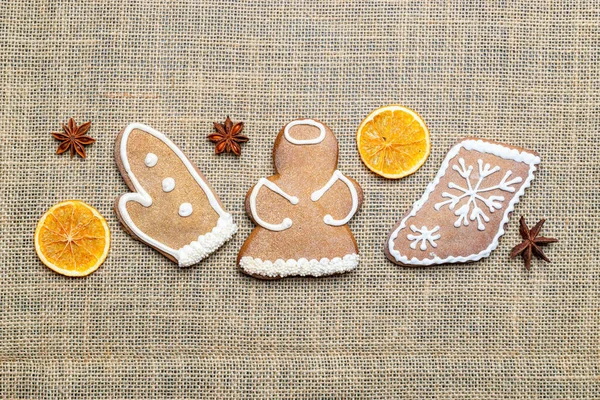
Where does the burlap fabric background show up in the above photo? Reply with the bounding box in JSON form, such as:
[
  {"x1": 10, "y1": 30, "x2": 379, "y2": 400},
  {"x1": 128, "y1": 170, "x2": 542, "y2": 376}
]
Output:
[{"x1": 1, "y1": 0, "x2": 599, "y2": 398}]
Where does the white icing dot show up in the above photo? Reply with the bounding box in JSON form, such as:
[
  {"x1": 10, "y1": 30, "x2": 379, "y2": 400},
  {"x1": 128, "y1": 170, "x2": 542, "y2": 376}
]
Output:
[
  {"x1": 144, "y1": 153, "x2": 158, "y2": 167},
  {"x1": 179, "y1": 203, "x2": 193, "y2": 217},
  {"x1": 162, "y1": 177, "x2": 175, "y2": 192}
]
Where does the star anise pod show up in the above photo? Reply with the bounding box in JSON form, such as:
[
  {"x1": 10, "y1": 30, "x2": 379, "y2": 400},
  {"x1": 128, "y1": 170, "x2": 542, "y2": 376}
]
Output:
[
  {"x1": 51, "y1": 118, "x2": 95, "y2": 159},
  {"x1": 208, "y1": 116, "x2": 248, "y2": 156},
  {"x1": 510, "y1": 216, "x2": 558, "y2": 270}
]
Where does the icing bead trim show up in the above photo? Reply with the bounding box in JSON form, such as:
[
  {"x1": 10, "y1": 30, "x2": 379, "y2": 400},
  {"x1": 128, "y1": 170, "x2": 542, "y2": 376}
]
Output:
[
  {"x1": 162, "y1": 177, "x2": 175, "y2": 192},
  {"x1": 178, "y1": 214, "x2": 238, "y2": 267},
  {"x1": 284, "y1": 119, "x2": 326, "y2": 145},
  {"x1": 239, "y1": 253, "x2": 359, "y2": 278},
  {"x1": 179, "y1": 203, "x2": 193, "y2": 217},
  {"x1": 118, "y1": 123, "x2": 236, "y2": 266},
  {"x1": 388, "y1": 139, "x2": 540, "y2": 265},
  {"x1": 249, "y1": 178, "x2": 298, "y2": 231},
  {"x1": 311, "y1": 170, "x2": 359, "y2": 226}
]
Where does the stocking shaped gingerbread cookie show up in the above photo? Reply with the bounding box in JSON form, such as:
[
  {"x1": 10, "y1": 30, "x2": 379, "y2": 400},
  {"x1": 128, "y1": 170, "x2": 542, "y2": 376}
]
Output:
[
  {"x1": 115, "y1": 123, "x2": 237, "y2": 267},
  {"x1": 238, "y1": 119, "x2": 363, "y2": 279},
  {"x1": 386, "y1": 138, "x2": 540, "y2": 266}
]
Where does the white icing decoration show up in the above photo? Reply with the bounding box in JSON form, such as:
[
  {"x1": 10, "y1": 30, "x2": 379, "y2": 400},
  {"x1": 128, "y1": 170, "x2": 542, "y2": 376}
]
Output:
[
  {"x1": 239, "y1": 253, "x2": 359, "y2": 278},
  {"x1": 311, "y1": 170, "x2": 359, "y2": 226},
  {"x1": 388, "y1": 139, "x2": 541, "y2": 266},
  {"x1": 179, "y1": 203, "x2": 193, "y2": 217},
  {"x1": 284, "y1": 119, "x2": 326, "y2": 145},
  {"x1": 117, "y1": 123, "x2": 237, "y2": 267},
  {"x1": 177, "y1": 214, "x2": 238, "y2": 267},
  {"x1": 162, "y1": 177, "x2": 175, "y2": 192},
  {"x1": 434, "y1": 158, "x2": 522, "y2": 231},
  {"x1": 249, "y1": 178, "x2": 298, "y2": 231},
  {"x1": 407, "y1": 225, "x2": 440, "y2": 251},
  {"x1": 144, "y1": 153, "x2": 158, "y2": 167}
]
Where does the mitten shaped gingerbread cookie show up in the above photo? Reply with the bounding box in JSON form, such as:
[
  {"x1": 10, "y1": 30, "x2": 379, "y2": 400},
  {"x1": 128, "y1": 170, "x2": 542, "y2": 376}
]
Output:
[
  {"x1": 386, "y1": 138, "x2": 540, "y2": 266},
  {"x1": 238, "y1": 119, "x2": 363, "y2": 279},
  {"x1": 115, "y1": 123, "x2": 237, "y2": 267}
]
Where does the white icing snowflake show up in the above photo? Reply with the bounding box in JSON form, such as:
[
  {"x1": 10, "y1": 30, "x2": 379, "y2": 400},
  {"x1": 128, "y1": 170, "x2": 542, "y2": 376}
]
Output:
[
  {"x1": 434, "y1": 158, "x2": 523, "y2": 231},
  {"x1": 407, "y1": 225, "x2": 440, "y2": 250}
]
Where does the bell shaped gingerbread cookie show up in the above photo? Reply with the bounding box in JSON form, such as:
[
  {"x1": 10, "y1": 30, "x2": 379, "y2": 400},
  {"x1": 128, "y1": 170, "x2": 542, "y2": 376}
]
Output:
[
  {"x1": 115, "y1": 123, "x2": 237, "y2": 267},
  {"x1": 386, "y1": 138, "x2": 540, "y2": 266},
  {"x1": 238, "y1": 119, "x2": 363, "y2": 279}
]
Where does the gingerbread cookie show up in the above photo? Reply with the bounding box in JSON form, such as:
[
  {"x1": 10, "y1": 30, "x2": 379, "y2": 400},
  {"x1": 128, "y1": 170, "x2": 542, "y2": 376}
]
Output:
[
  {"x1": 386, "y1": 138, "x2": 540, "y2": 266},
  {"x1": 238, "y1": 119, "x2": 363, "y2": 279},
  {"x1": 115, "y1": 123, "x2": 237, "y2": 267}
]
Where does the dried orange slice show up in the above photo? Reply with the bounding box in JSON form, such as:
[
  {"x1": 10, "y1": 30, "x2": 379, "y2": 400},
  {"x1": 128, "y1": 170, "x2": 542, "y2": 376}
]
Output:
[
  {"x1": 357, "y1": 105, "x2": 431, "y2": 179},
  {"x1": 34, "y1": 200, "x2": 110, "y2": 277}
]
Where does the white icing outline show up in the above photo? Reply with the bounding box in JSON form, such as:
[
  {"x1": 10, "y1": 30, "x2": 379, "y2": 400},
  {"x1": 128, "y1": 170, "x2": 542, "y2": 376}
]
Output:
[
  {"x1": 311, "y1": 170, "x2": 359, "y2": 226},
  {"x1": 117, "y1": 123, "x2": 237, "y2": 267},
  {"x1": 284, "y1": 119, "x2": 326, "y2": 145},
  {"x1": 239, "y1": 254, "x2": 359, "y2": 278},
  {"x1": 249, "y1": 178, "x2": 299, "y2": 231},
  {"x1": 162, "y1": 177, "x2": 175, "y2": 193},
  {"x1": 388, "y1": 139, "x2": 541, "y2": 266}
]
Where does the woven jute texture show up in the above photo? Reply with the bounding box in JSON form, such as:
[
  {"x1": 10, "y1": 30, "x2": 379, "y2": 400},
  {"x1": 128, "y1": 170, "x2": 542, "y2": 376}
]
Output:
[{"x1": 1, "y1": 0, "x2": 599, "y2": 398}]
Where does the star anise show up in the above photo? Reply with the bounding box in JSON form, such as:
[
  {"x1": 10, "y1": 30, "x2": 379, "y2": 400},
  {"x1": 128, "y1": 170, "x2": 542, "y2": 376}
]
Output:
[
  {"x1": 51, "y1": 118, "x2": 95, "y2": 159},
  {"x1": 510, "y1": 216, "x2": 558, "y2": 270},
  {"x1": 208, "y1": 116, "x2": 248, "y2": 156}
]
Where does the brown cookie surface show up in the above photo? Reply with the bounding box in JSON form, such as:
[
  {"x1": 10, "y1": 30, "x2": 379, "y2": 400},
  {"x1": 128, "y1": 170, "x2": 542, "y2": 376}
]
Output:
[
  {"x1": 115, "y1": 123, "x2": 237, "y2": 267},
  {"x1": 238, "y1": 119, "x2": 363, "y2": 279},
  {"x1": 386, "y1": 137, "x2": 540, "y2": 266}
]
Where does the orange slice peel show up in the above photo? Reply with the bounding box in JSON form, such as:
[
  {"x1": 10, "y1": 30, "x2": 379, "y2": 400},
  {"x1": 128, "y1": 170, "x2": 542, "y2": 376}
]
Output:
[
  {"x1": 356, "y1": 105, "x2": 431, "y2": 179},
  {"x1": 34, "y1": 200, "x2": 110, "y2": 277}
]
